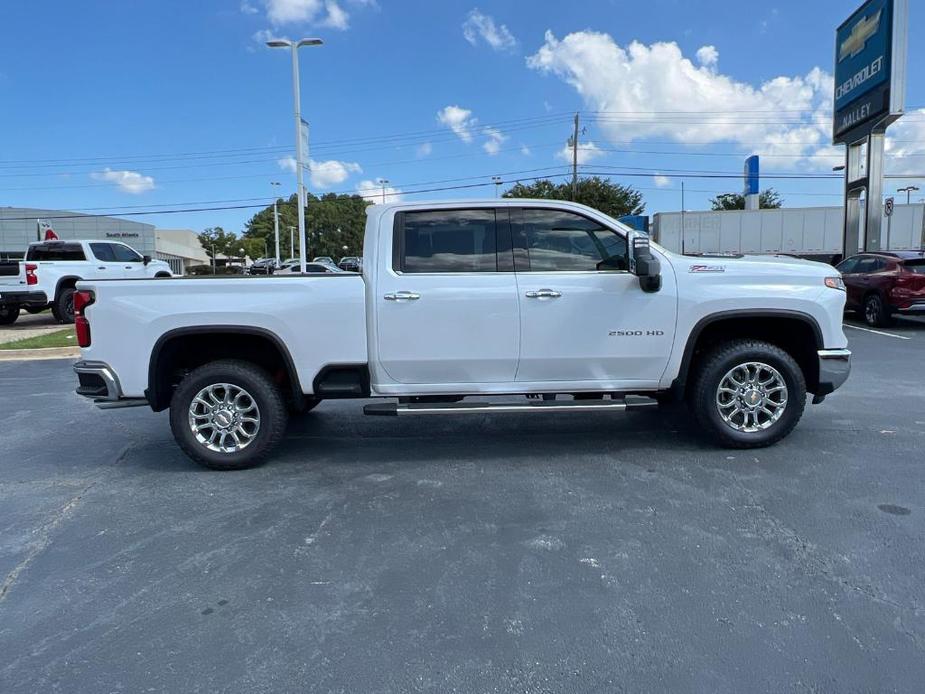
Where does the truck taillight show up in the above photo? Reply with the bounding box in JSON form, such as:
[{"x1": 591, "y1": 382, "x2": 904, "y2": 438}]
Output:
[
  {"x1": 74, "y1": 290, "x2": 95, "y2": 348},
  {"x1": 25, "y1": 263, "x2": 37, "y2": 286}
]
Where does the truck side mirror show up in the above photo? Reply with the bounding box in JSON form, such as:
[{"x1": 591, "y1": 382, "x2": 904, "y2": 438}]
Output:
[
  {"x1": 142, "y1": 255, "x2": 151, "y2": 266},
  {"x1": 630, "y1": 234, "x2": 661, "y2": 293}
]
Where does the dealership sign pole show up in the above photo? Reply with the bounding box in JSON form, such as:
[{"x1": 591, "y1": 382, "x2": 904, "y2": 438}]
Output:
[{"x1": 834, "y1": 0, "x2": 908, "y2": 255}]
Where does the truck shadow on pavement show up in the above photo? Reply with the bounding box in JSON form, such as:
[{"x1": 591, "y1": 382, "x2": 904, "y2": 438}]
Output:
[{"x1": 271, "y1": 408, "x2": 718, "y2": 471}]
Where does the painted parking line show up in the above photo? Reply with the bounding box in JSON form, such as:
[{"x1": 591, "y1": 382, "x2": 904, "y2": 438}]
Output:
[{"x1": 844, "y1": 324, "x2": 911, "y2": 340}]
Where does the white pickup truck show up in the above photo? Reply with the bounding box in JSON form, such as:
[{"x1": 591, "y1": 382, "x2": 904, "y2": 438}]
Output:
[
  {"x1": 0, "y1": 239, "x2": 172, "y2": 324},
  {"x1": 73, "y1": 200, "x2": 851, "y2": 470}
]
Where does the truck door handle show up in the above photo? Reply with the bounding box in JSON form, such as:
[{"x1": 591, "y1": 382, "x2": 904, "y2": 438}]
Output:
[
  {"x1": 384, "y1": 291, "x2": 420, "y2": 301},
  {"x1": 525, "y1": 289, "x2": 561, "y2": 299},
  {"x1": 98, "y1": 266, "x2": 106, "y2": 270}
]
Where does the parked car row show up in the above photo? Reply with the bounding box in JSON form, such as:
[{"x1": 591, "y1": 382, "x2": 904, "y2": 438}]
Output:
[{"x1": 246, "y1": 256, "x2": 361, "y2": 275}]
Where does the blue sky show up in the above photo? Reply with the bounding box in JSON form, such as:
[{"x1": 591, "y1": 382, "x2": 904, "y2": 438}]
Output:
[{"x1": 1, "y1": 0, "x2": 923, "y2": 233}]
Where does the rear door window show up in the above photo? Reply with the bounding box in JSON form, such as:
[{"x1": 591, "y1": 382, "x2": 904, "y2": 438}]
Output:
[
  {"x1": 25, "y1": 243, "x2": 86, "y2": 261},
  {"x1": 397, "y1": 209, "x2": 497, "y2": 273},
  {"x1": 854, "y1": 257, "x2": 878, "y2": 274},
  {"x1": 902, "y1": 260, "x2": 925, "y2": 275}
]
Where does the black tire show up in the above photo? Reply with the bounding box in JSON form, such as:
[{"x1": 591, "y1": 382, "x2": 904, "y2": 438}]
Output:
[
  {"x1": 0, "y1": 305, "x2": 19, "y2": 325},
  {"x1": 169, "y1": 359, "x2": 288, "y2": 470},
  {"x1": 155, "y1": 272, "x2": 171, "y2": 278},
  {"x1": 54, "y1": 287, "x2": 76, "y2": 324},
  {"x1": 863, "y1": 293, "x2": 892, "y2": 328},
  {"x1": 689, "y1": 339, "x2": 806, "y2": 449}
]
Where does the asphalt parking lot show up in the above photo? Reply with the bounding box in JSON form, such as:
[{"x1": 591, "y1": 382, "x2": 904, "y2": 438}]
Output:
[{"x1": 1, "y1": 317, "x2": 924, "y2": 693}]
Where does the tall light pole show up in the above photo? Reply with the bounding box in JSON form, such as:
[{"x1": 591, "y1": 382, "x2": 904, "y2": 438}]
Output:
[
  {"x1": 267, "y1": 37, "x2": 323, "y2": 273},
  {"x1": 270, "y1": 181, "x2": 281, "y2": 264},
  {"x1": 288, "y1": 226, "x2": 296, "y2": 259},
  {"x1": 898, "y1": 185, "x2": 920, "y2": 204},
  {"x1": 491, "y1": 176, "x2": 502, "y2": 198},
  {"x1": 377, "y1": 178, "x2": 389, "y2": 204}
]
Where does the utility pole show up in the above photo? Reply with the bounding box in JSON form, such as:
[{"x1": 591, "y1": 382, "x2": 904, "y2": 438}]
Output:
[
  {"x1": 271, "y1": 181, "x2": 281, "y2": 264},
  {"x1": 570, "y1": 112, "x2": 580, "y2": 200},
  {"x1": 492, "y1": 176, "x2": 502, "y2": 198},
  {"x1": 266, "y1": 37, "x2": 323, "y2": 274},
  {"x1": 680, "y1": 180, "x2": 686, "y2": 256},
  {"x1": 289, "y1": 226, "x2": 296, "y2": 259},
  {"x1": 377, "y1": 178, "x2": 389, "y2": 204}
]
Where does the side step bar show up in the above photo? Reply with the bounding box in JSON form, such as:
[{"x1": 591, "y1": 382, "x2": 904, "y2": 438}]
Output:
[{"x1": 363, "y1": 396, "x2": 657, "y2": 417}]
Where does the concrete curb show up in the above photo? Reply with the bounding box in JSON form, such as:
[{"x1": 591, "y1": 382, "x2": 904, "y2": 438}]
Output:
[{"x1": 0, "y1": 347, "x2": 80, "y2": 362}]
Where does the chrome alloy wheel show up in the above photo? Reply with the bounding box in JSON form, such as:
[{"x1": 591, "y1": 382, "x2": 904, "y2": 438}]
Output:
[
  {"x1": 715, "y1": 362, "x2": 788, "y2": 433},
  {"x1": 188, "y1": 383, "x2": 260, "y2": 453}
]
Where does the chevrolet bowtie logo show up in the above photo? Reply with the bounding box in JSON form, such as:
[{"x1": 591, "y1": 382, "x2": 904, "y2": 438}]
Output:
[{"x1": 839, "y1": 9, "x2": 882, "y2": 61}]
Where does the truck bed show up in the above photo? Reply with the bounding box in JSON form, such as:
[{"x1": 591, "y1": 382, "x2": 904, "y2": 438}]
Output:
[{"x1": 78, "y1": 274, "x2": 368, "y2": 398}]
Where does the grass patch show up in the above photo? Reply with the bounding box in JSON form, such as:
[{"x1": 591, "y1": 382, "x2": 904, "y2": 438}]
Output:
[{"x1": 0, "y1": 328, "x2": 76, "y2": 350}]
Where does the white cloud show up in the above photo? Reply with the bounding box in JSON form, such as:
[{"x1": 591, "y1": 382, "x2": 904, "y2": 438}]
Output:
[
  {"x1": 695, "y1": 45, "x2": 718, "y2": 69},
  {"x1": 463, "y1": 9, "x2": 517, "y2": 51},
  {"x1": 482, "y1": 127, "x2": 507, "y2": 155},
  {"x1": 320, "y1": 0, "x2": 349, "y2": 29},
  {"x1": 309, "y1": 158, "x2": 362, "y2": 188},
  {"x1": 241, "y1": 0, "x2": 259, "y2": 14},
  {"x1": 520, "y1": 144, "x2": 532, "y2": 156},
  {"x1": 437, "y1": 105, "x2": 510, "y2": 154},
  {"x1": 278, "y1": 155, "x2": 298, "y2": 173},
  {"x1": 528, "y1": 31, "x2": 835, "y2": 167},
  {"x1": 556, "y1": 140, "x2": 603, "y2": 165},
  {"x1": 357, "y1": 179, "x2": 403, "y2": 204},
  {"x1": 90, "y1": 168, "x2": 155, "y2": 194},
  {"x1": 263, "y1": 0, "x2": 350, "y2": 29},
  {"x1": 278, "y1": 156, "x2": 362, "y2": 188},
  {"x1": 437, "y1": 105, "x2": 477, "y2": 143},
  {"x1": 653, "y1": 174, "x2": 671, "y2": 187},
  {"x1": 416, "y1": 142, "x2": 433, "y2": 158},
  {"x1": 885, "y1": 109, "x2": 925, "y2": 177}
]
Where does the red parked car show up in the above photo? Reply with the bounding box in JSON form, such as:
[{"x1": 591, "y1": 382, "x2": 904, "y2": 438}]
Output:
[{"x1": 835, "y1": 251, "x2": 925, "y2": 327}]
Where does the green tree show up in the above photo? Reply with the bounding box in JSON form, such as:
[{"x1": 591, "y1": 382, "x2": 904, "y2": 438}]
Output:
[
  {"x1": 243, "y1": 192, "x2": 372, "y2": 260},
  {"x1": 709, "y1": 188, "x2": 783, "y2": 210},
  {"x1": 197, "y1": 227, "x2": 239, "y2": 259},
  {"x1": 503, "y1": 176, "x2": 644, "y2": 218}
]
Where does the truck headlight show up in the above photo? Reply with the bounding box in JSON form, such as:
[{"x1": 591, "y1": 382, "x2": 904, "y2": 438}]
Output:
[{"x1": 824, "y1": 276, "x2": 846, "y2": 291}]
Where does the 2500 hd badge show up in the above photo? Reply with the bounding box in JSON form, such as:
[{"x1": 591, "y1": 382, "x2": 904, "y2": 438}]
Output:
[{"x1": 609, "y1": 330, "x2": 666, "y2": 336}]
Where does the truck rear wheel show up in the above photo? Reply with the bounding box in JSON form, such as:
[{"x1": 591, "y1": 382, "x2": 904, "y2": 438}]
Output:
[
  {"x1": 169, "y1": 359, "x2": 288, "y2": 470},
  {"x1": 0, "y1": 305, "x2": 19, "y2": 325},
  {"x1": 689, "y1": 340, "x2": 806, "y2": 449},
  {"x1": 53, "y1": 288, "x2": 76, "y2": 324}
]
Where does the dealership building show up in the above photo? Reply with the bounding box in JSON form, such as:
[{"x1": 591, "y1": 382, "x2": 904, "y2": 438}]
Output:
[{"x1": 0, "y1": 206, "x2": 209, "y2": 274}]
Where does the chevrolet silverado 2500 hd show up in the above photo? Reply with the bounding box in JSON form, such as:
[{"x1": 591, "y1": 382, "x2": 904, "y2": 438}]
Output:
[{"x1": 73, "y1": 200, "x2": 851, "y2": 470}]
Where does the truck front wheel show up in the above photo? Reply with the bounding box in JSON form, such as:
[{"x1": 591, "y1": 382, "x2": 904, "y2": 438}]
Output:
[
  {"x1": 169, "y1": 359, "x2": 288, "y2": 470},
  {"x1": 689, "y1": 340, "x2": 806, "y2": 449}
]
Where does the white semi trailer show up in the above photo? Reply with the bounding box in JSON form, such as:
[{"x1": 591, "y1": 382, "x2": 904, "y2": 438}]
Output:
[{"x1": 652, "y1": 204, "x2": 925, "y2": 262}]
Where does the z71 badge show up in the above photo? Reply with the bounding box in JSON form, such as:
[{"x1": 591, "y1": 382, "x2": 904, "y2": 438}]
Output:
[{"x1": 689, "y1": 264, "x2": 726, "y2": 273}]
